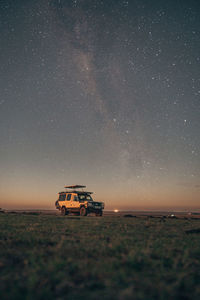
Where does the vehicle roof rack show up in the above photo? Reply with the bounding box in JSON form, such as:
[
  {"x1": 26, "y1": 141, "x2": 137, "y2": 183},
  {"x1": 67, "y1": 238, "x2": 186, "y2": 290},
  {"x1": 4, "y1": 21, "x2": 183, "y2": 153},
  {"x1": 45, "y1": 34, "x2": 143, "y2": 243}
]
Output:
[
  {"x1": 59, "y1": 190, "x2": 93, "y2": 194},
  {"x1": 76, "y1": 191, "x2": 93, "y2": 194}
]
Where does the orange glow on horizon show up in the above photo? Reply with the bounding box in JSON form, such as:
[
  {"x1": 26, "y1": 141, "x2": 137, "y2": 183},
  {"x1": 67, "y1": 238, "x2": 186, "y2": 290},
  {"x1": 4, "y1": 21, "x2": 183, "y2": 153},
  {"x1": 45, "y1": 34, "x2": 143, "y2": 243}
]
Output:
[{"x1": 0, "y1": 179, "x2": 200, "y2": 211}]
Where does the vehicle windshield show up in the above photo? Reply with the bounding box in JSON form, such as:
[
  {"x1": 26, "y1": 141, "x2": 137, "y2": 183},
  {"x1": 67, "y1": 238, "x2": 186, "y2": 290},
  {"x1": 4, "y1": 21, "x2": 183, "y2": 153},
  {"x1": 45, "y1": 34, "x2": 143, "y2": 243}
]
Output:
[{"x1": 78, "y1": 194, "x2": 93, "y2": 201}]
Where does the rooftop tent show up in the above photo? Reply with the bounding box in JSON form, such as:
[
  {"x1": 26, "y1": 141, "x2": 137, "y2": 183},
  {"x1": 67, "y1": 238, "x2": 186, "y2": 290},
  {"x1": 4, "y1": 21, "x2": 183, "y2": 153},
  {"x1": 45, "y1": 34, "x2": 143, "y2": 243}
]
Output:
[
  {"x1": 63, "y1": 185, "x2": 93, "y2": 194},
  {"x1": 64, "y1": 185, "x2": 86, "y2": 189}
]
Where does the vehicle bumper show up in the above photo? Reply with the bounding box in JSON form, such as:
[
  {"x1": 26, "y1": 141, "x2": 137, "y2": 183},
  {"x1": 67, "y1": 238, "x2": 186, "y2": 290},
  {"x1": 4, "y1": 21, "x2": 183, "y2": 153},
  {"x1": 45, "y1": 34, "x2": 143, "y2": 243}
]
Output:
[{"x1": 87, "y1": 207, "x2": 103, "y2": 213}]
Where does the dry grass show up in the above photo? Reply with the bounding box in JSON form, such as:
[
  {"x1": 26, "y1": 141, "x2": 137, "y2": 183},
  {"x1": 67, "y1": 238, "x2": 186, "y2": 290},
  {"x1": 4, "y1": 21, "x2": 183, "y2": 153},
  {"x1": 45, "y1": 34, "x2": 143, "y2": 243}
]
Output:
[{"x1": 0, "y1": 213, "x2": 200, "y2": 299}]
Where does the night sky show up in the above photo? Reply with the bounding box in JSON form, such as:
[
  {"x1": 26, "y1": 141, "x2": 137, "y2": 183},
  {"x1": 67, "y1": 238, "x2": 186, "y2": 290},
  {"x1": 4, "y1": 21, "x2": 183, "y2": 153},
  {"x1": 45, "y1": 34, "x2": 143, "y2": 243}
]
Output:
[{"x1": 0, "y1": 0, "x2": 200, "y2": 210}]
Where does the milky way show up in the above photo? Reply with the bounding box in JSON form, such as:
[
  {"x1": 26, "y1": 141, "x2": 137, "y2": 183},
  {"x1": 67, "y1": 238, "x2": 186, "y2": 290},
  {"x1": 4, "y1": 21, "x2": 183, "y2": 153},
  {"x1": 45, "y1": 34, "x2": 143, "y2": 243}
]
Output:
[{"x1": 0, "y1": 0, "x2": 200, "y2": 209}]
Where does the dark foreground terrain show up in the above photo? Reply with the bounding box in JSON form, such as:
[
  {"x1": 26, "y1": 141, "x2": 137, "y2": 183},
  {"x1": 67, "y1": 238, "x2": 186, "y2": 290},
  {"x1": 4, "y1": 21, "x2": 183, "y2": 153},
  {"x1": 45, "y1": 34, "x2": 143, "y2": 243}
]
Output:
[{"x1": 0, "y1": 213, "x2": 200, "y2": 300}]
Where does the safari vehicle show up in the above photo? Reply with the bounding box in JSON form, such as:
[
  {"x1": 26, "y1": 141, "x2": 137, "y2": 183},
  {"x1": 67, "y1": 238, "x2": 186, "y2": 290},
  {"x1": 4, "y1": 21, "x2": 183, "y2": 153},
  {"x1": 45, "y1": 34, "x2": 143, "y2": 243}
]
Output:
[{"x1": 55, "y1": 185, "x2": 105, "y2": 216}]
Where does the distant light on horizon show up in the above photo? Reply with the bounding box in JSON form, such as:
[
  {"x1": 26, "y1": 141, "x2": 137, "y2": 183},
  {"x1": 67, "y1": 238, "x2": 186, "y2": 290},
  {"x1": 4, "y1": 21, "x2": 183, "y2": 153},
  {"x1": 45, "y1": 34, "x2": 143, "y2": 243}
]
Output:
[{"x1": 114, "y1": 209, "x2": 119, "y2": 213}]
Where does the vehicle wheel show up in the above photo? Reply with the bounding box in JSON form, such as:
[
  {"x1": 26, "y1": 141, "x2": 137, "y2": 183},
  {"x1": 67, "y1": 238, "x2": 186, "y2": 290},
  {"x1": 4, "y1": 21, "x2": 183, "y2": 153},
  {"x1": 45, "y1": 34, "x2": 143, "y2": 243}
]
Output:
[
  {"x1": 61, "y1": 206, "x2": 67, "y2": 216},
  {"x1": 96, "y1": 210, "x2": 103, "y2": 216},
  {"x1": 80, "y1": 206, "x2": 87, "y2": 216}
]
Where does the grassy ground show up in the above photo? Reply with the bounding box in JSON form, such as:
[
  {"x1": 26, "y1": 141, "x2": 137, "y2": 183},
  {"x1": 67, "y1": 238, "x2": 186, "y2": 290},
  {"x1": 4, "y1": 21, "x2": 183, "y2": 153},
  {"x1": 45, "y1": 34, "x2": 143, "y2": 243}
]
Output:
[{"x1": 0, "y1": 213, "x2": 200, "y2": 300}]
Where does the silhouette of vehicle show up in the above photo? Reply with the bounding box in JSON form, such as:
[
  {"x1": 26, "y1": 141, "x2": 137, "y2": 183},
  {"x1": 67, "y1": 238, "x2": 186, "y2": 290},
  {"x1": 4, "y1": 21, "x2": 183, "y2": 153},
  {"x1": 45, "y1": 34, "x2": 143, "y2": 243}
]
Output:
[{"x1": 55, "y1": 185, "x2": 105, "y2": 216}]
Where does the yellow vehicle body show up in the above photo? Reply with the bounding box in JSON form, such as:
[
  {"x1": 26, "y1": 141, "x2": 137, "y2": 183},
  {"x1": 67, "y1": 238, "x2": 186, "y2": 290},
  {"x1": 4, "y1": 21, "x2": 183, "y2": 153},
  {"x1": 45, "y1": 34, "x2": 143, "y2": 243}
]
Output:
[
  {"x1": 58, "y1": 193, "x2": 91, "y2": 212},
  {"x1": 55, "y1": 186, "x2": 104, "y2": 216}
]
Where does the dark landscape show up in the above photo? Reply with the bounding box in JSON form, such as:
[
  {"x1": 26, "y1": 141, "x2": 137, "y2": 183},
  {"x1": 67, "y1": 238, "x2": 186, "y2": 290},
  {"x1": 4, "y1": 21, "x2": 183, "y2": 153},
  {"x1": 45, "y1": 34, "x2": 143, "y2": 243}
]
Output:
[{"x1": 0, "y1": 211, "x2": 200, "y2": 299}]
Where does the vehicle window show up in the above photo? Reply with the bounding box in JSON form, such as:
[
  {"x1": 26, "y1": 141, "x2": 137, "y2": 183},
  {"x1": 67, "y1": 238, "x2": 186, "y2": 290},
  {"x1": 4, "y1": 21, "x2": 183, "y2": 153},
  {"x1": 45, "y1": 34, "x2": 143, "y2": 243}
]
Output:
[
  {"x1": 59, "y1": 194, "x2": 66, "y2": 201},
  {"x1": 78, "y1": 194, "x2": 93, "y2": 201},
  {"x1": 67, "y1": 194, "x2": 71, "y2": 200}
]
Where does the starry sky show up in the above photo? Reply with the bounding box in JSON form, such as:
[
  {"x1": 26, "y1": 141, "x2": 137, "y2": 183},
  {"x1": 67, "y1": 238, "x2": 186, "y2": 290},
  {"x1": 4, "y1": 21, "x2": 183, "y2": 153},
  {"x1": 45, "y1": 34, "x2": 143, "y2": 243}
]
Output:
[{"x1": 0, "y1": 0, "x2": 200, "y2": 210}]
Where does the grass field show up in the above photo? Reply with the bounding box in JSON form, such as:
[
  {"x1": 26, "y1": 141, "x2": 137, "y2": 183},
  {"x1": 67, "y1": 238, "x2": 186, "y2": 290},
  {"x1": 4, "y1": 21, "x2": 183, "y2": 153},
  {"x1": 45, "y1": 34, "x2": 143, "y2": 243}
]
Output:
[{"x1": 0, "y1": 213, "x2": 200, "y2": 300}]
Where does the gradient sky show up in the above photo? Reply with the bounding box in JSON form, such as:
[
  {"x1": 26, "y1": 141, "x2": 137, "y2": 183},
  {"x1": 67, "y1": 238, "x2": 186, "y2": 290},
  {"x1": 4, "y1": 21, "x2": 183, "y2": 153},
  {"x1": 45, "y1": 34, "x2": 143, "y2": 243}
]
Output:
[{"x1": 0, "y1": 0, "x2": 200, "y2": 210}]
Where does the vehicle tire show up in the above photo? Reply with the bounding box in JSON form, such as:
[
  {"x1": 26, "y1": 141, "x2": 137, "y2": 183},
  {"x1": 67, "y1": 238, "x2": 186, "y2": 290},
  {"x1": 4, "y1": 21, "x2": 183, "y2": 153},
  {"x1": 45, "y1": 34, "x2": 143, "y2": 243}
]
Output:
[
  {"x1": 96, "y1": 210, "x2": 103, "y2": 216},
  {"x1": 80, "y1": 206, "x2": 87, "y2": 216},
  {"x1": 61, "y1": 206, "x2": 67, "y2": 216}
]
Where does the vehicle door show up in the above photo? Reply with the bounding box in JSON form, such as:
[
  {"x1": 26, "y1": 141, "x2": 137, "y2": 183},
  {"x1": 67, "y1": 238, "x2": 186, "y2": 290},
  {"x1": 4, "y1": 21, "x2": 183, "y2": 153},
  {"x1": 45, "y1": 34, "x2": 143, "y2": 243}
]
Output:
[
  {"x1": 59, "y1": 193, "x2": 66, "y2": 207},
  {"x1": 66, "y1": 193, "x2": 72, "y2": 209},
  {"x1": 70, "y1": 194, "x2": 79, "y2": 211}
]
